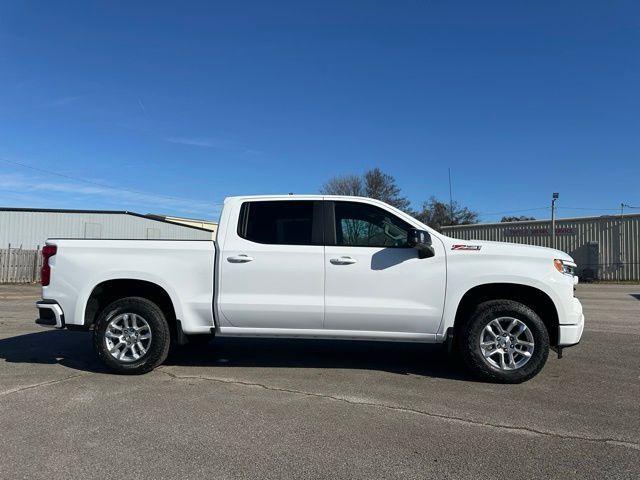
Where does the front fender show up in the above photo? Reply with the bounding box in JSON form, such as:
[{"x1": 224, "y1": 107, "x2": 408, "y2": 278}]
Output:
[{"x1": 440, "y1": 257, "x2": 572, "y2": 335}]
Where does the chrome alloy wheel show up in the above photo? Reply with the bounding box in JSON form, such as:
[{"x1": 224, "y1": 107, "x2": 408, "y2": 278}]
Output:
[
  {"x1": 104, "y1": 313, "x2": 152, "y2": 363},
  {"x1": 479, "y1": 317, "x2": 535, "y2": 371}
]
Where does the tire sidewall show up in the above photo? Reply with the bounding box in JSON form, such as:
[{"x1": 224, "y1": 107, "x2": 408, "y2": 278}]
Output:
[
  {"x1": 94, "y1": 297, "x2": 170, "y2": 374},
  {"x1": 462, "y1": 300, "x2": 550, "y2": 383}
]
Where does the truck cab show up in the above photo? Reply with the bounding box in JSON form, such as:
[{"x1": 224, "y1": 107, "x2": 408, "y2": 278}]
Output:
[{"x1": 215, "y1": 195, "x2": 446, "y2": 339}]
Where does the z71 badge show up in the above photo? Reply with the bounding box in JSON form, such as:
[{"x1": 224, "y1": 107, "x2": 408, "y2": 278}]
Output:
[{"x1": 451, "y1": 244, "x2": 482, "y2": 251}]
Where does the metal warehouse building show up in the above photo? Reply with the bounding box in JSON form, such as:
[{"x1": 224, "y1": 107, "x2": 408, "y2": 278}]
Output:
[
  {"x1": 442, "y1": 214, "x2": 640, "y2": 282},
  {"x1": 0, "y1": 207, "x2": 215, "y2": 250}
]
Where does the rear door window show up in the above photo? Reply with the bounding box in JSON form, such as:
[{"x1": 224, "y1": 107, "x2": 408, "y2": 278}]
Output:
[{"x1": 238, "y1": 201, "x2": 321, "y2": 245}]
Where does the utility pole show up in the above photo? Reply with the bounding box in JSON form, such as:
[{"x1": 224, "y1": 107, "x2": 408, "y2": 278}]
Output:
[
  {"x1": 448, "y1": 168, "x2": 454, "y2": 226},
  {"x1": 551, "y1": 193, "x2": 559, "y2": 249}
]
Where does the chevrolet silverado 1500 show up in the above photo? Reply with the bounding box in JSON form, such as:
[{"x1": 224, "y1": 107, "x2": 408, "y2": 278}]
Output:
[{"x1": 35, "y1": 195, "x2": 584, "y2": 382}]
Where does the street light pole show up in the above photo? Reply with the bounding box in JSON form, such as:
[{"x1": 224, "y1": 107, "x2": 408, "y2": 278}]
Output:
[
  {"x1": 551, "y1": 193, "x2": 559, "y2": 249},
  {"x1": 619, "y1": 203, "x2": 626, "y2": 282}
]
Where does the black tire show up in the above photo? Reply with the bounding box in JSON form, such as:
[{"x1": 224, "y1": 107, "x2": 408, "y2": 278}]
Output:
[
  {"x1": 93, "y1": 297, "x2": 171, "y2": 374},
  {"x1": 457, "y1": 299, "x2": 549, "y2": 383}
]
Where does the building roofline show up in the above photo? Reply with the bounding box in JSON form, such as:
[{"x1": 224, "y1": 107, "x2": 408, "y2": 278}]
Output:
[
  {"x1": 442, "y1": 212, "x2": 640, "y2": 229},
  {"x1": 0, "y1": 206, "x2": 131, "y2": 214},
  {"x1": 0, "y1": 207, "x2": 214, "y2": 233},
  {"x1": 147, "y1": 213, "x2": 218, "y2": 224},
  {"x1": 125, "y1": 212, "x2": 214, "y2": 232}
]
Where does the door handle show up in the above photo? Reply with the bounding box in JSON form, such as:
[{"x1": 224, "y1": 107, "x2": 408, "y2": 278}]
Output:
[
  {"x1": 227, "y1": 254, "x2": 254, "y2": 263},
  {"x1": 330, "y1": 256, "x2": 357, "y2": 265}
]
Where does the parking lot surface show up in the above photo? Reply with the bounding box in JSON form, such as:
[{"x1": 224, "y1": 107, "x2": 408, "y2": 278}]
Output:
[{"x1": 1, "y1": 283, "x2": 639, "y2": 479}]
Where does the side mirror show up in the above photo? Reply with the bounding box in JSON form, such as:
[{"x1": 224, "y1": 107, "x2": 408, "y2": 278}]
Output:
[{"x1": 407, "y1": 228, "x2": 435, "y2": 259}]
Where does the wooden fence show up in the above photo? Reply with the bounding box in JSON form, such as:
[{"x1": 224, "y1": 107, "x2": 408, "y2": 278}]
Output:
[{"x1": 0, "y1": 246, "x2": 43, "y2": 283}]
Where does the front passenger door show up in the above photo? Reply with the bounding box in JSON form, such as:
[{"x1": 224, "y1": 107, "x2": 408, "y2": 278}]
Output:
[{"x1": 324, "y1": 200, "x2": 446, "y2": 334}]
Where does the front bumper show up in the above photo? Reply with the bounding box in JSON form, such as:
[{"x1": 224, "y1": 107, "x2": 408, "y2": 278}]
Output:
[
  {"x1": 35, "y1": 301, "x2": 65, "y2": 329},
  {"x1": 558, "y1": 297, "x2": 584, "y2": 346}
]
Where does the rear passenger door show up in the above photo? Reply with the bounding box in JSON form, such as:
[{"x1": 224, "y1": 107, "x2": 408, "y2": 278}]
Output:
[{"x1": 218, "y1": 200, "x2": 325, "y2": 329}]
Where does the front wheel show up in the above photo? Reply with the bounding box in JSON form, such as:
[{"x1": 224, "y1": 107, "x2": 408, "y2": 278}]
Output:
[
  {"x1": 93, "y1": 297, "x2": 171, "y2": 374},
  {"x1": 458, "y1": 299, "x2": 549, "y2": 383}
]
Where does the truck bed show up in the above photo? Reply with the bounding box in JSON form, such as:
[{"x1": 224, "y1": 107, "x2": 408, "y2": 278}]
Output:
[{"x1": 42, "y1": 239, "x2": 216, "y2": 333}]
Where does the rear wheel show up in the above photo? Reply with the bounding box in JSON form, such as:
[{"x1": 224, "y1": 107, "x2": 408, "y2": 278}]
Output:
[
  {"x1": 458, "y1": 299, "x2": 549, "y2": 383},
  {"x1": 94, "y1": 297, "x2": 171, "y2": 374}
]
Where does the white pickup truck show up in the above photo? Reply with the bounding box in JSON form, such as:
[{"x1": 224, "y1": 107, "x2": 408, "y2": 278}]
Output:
[{"x1": 36, "y1": 195, "x2": 584, "y2": 382}]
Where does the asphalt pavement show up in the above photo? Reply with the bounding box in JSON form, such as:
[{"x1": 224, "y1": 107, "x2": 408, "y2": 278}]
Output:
[{"x1": 1, "y1": 283, "x2": 639, "y2": 479}]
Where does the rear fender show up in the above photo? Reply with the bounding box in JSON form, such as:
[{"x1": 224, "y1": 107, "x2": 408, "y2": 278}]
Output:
[{"x1": 76, "y1": 271, "x2": 183, "y2": 327}]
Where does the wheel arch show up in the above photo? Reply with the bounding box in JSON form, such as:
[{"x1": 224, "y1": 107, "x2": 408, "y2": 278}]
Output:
[
  {"x1": 84, "y1": 279, "x2": 177, "y2": 331},
  {"x1": 453, "y1": 283, "x2": 559, "y2": 346}
]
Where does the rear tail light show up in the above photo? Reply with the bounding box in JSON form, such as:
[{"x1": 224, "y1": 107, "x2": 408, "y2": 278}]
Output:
[{"x1": 41, "y1": 245, "x2": 57, "y2": 286}]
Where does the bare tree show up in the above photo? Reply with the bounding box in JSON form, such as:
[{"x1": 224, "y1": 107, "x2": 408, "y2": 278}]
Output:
[
  {"x1": 414, "y1": 196, "x2": 478, "y2": 231},
  {"x1": 320, "y1": 168, "x2": 411, "y2": 212},
  {"x1": 500, "y1": 215, "x2": 536, "y2": 222},
  {"x1": 363, "y1": 168, "x2": 411, "y2": 212},
  {"x1": 320, "y1": 174, "x2": 364, "y2": 196},
  {"x1": 320, "y1": 169, "x2": 478, "y2": 230}
]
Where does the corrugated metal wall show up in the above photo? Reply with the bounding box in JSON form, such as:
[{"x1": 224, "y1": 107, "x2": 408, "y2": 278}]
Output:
[
  {"x1": 442, "y1": 214, "x2": 640, "y2": 281},
  {"x1": 0, "y1": 210, "x2": 212, "y2": 249}
]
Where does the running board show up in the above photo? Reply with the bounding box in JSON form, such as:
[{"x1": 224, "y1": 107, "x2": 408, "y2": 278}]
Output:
[{"x1": 216, "y1": 327, "x2": 439, "y2": 343}]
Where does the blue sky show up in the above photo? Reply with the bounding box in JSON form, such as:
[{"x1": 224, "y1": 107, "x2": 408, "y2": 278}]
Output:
[{"x1": 1, "y1": 1, "x2": 638, "y2": 222}]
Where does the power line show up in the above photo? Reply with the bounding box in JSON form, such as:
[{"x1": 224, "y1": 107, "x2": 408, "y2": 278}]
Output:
[
  {"x1": 558, "y1": 206, "x2": 620, "y2": 211},
  {"x1": 479, "y1": 204, "x2": 640, "y2": 218},
  {"x1": 4, "y1": 156, "x2": 636, "y2": 216},
  {"x1": 0, "y1": 157, "x2": 223, "y2": 206},
  {"x1": 478, "y1": 207, "x2": 549, "y2": 216}
]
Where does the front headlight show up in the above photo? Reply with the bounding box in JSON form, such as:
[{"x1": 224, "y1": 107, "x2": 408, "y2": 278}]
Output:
[{"x1": 554, "y1": 259, "x2": 576, "y2": 276}]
